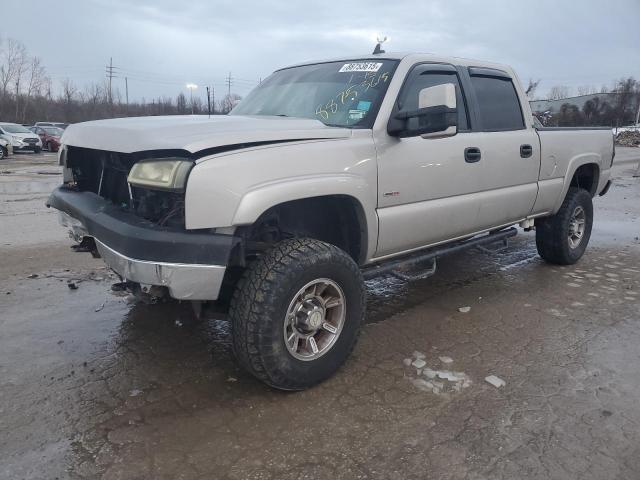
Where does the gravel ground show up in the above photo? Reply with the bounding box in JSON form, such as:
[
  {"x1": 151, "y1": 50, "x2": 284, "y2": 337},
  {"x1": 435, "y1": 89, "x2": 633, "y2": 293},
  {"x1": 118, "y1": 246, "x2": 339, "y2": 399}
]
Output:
[{"x1": 1, "y1": 149, "x2": 639, "y2": 480}]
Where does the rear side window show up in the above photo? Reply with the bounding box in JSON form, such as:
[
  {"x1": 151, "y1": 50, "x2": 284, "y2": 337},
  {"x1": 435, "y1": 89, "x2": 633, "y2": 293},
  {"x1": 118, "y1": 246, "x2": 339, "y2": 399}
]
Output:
[
  {"x1": 469, "y1": 75, "x2": 524, "y2": 131},
  {"x1": 397, "y1": 67, "x2": 469, "y2": 131}
]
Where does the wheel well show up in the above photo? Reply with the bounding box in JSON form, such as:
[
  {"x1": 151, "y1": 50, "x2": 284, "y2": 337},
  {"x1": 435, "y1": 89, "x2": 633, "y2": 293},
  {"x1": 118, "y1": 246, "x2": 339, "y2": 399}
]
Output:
[
  {"x1": 237, "y1": 195, "x2": 367, "y2": 265},
  {"x1": 570, "y1": 163, "x2": 599, "y2": 196}
]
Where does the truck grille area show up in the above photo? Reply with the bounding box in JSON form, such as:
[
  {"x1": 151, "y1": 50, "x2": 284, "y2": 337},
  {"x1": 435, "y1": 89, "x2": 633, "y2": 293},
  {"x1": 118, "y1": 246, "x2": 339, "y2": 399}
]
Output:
[{"x1": 66, "y1": 146, "x2": 187, "y2": 228}]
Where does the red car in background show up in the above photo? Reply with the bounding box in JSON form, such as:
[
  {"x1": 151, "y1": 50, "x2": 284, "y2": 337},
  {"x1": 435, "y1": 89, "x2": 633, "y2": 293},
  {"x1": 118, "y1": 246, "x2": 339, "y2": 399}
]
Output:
[{"x1": 30, "y1": 126, "x2": 64, "y2": 152}]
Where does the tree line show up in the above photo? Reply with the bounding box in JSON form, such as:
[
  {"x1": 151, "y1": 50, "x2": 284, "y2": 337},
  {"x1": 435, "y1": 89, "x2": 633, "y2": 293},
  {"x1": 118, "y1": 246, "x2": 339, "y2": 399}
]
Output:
[
  {"x1": 0, "y1": 37, "x2": 243, "y2": 125},
  {"x1": 1, "y1": 35, "x2": 638, "y2": 128},
  {"x1": 527, "y1": 78, "x2": 640, "y2": 127}
]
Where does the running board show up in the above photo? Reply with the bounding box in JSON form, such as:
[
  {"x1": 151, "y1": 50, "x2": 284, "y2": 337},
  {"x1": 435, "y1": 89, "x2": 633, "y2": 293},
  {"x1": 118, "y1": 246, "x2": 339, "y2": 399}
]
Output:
[{"x1": 362, "y1": 227, "x2": 517, "y2": 280}]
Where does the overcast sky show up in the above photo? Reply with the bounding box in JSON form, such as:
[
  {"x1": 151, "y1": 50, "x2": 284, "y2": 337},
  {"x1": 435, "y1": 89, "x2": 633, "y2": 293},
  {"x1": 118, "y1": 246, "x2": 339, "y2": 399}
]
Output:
[{"x1": 3, "y1": 0, "x2": 639, "y2": 102}]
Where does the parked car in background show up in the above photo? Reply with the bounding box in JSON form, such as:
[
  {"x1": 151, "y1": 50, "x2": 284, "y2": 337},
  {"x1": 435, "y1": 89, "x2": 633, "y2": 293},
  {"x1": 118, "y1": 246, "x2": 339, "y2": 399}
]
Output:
[
  {"x1": 0, "y1": 137, "x2": 12, "y2": 159},
  {"x1": 0, "y1": 123, "x2": 42, "y2": 152},
  {"x1": 30, "y1": 126, "x2": 64, "y2": 152},
  {"x1": 35, "y1": 121, "x2": 69, "y2": 130}
]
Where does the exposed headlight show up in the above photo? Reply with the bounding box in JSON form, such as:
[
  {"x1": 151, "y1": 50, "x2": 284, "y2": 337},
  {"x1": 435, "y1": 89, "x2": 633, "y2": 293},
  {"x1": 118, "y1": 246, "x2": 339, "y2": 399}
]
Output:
[{"x1": 127, "y1": 158, "x2": 192, "y2": 191}]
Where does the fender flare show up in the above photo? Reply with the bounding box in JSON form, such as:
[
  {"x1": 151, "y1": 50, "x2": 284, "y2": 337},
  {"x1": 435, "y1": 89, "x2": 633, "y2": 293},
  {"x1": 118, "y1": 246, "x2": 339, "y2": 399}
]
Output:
[
  {"x1": 552, "y1": 154, "x2": 601, "y2": 212},
  {"x1": 231, "y1": 174, "x2": 378, "y2": 262}
]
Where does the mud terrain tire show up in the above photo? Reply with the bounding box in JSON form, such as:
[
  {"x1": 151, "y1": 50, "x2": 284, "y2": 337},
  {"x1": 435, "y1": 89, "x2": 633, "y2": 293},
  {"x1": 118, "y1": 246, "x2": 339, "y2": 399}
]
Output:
[
  {"x1": 229, "y1": 238, "x2": 365, "y2": 390},
  {"x1": 536, "y1": 187, "x2": 593, "y2": 265}
]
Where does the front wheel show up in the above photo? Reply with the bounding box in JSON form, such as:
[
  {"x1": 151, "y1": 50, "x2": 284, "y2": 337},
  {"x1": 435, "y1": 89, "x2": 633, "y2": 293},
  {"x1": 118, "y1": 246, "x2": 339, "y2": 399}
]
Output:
[
  {"x1": 34, "y1": 146, "x2": 41, "y2": 153},
  {"x1": 536, "y1": 187, "x2": 593, "y2": 265},
  {"x1": 229, "y1": 238, "x2": 365, "y2": 390},
  {"x1": 0, "y1": 147, "x2": 5, "y2": 160}
]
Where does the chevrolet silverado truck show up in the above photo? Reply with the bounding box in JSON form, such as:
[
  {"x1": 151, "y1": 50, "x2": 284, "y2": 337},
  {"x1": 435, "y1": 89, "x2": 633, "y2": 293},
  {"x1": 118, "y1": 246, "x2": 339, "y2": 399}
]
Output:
[{"x1": 47, "y1": 53, "x2": 614, "y2": 390}]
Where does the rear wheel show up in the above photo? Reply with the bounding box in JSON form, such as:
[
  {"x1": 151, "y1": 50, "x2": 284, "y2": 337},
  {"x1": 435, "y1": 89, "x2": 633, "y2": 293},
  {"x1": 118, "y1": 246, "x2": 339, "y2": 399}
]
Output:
[
  {"x1": 229, "y1": 238, "x2": 365, "y2": 390},
  {"x1": 536, "y1": 187, "x2": 593, "y2": 265}
]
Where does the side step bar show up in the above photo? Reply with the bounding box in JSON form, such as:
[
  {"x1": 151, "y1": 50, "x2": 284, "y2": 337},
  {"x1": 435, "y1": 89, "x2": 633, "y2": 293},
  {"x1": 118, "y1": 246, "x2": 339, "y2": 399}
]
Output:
[{"x1": 362, "y1": 227, "x2": 517, "y2": 280}]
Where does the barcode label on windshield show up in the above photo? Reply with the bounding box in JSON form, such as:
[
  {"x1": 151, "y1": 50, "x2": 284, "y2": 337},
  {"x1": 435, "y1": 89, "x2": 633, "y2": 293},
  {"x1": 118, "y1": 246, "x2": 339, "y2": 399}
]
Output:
[{"x1": 339, "y1": 62, "x2": 383, "y2": 73}]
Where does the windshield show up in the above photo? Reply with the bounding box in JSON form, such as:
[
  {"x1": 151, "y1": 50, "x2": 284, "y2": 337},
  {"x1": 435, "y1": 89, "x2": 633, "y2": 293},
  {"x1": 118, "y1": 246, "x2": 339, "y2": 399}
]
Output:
[
  {"x1": 1, "y1": 124, "x2": 32, "y2": 134},
  {"x1": 44, "y1": 127, "x2": 63, "y2": 136},
  {"x1": 231, "y1": 60, "x2": 398, "y2": 128}
]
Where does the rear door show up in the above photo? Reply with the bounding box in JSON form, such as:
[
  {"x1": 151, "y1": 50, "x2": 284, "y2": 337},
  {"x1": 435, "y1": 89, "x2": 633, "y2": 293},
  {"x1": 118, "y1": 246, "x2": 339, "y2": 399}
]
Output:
[{"x1": 463, "y1": 68, "x2": 540, "y2": 228}]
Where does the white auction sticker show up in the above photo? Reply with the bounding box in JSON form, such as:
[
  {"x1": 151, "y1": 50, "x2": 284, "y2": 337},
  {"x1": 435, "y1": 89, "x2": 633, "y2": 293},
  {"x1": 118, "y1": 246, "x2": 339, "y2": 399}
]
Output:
[{"x1": 339, "y1": 62, "x2": 383, "y2": 73}]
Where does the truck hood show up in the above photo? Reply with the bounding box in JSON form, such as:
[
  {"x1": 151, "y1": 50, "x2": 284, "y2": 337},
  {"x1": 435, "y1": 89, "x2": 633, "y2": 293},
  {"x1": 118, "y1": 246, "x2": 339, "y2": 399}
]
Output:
[{"x1": 61, "y1": 115, "x2": 352, "y2": 155}]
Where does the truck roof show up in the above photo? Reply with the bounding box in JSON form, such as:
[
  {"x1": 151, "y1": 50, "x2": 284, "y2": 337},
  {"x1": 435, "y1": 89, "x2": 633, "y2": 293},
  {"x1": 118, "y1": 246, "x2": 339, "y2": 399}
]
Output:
[{"x1": 280, "y1": 52, "x2": 514, "y2": 76}]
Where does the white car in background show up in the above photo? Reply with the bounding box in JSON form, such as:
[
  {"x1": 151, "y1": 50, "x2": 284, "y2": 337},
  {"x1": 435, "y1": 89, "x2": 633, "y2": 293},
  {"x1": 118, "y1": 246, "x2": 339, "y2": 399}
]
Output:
[
  {"x1": 0, "y1": 123, "x2": 42, "y2": 153},
  {"x1": 0, "y1": 137, "x2": 12, "y2": 159}
]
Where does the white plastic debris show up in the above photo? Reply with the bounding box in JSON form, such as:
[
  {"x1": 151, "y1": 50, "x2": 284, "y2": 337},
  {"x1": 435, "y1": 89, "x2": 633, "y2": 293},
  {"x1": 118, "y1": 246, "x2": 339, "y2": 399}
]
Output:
[
  {"x1": 485, "y1": 375, "x2": 506, "y2": 388},
  {"x1": 458, "y1": 306, "x2": 471, "y2": 313},
  {"x1": 439, "y1": 356, "x2": 453, "y2": 364},
  {"x1": 412, "y1": 358, "x2": 427, "y2": 369}
]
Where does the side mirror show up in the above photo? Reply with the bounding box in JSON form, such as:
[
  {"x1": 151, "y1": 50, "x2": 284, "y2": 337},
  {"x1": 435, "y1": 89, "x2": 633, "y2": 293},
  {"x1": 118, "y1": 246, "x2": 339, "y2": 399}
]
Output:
[{"x1": 388, "y1": 83, "x2": 458, "y2": 139}]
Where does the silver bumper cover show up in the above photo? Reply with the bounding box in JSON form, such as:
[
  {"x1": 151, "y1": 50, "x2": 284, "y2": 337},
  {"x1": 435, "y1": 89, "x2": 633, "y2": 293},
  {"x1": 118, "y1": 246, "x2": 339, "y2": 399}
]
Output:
[{"x1": 59, "y1": 212, "x2": 226, "y2": 300}]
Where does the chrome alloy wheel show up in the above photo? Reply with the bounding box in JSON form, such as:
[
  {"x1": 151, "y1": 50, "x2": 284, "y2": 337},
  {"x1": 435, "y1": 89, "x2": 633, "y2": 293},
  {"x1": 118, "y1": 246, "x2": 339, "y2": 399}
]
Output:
[
  {"x1": 284, "y1": 278, "x2": 346, "y2": 361},
  {"x1": 568, "y1": 205, "x2": 586, "y2": 249}
]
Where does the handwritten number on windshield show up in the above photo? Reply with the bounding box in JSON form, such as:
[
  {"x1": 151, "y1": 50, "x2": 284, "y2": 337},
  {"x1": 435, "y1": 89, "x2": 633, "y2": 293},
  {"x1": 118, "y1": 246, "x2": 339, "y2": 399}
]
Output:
[{"x1": 315, "y1": 71, "x2": 390, "y2": 122}]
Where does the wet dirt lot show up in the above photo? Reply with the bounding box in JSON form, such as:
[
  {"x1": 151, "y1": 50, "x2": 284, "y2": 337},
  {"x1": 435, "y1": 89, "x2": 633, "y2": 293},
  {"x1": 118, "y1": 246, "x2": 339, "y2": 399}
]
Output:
[{"x1": 1, "y1": 150, "x2": 640, "y2": 480}]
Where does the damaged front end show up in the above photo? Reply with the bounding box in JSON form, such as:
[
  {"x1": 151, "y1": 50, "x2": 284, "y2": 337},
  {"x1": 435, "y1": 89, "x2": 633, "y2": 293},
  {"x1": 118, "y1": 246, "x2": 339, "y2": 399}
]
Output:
[{"x1": 48, "y1": 145, "x2": 238, "y2": 301}]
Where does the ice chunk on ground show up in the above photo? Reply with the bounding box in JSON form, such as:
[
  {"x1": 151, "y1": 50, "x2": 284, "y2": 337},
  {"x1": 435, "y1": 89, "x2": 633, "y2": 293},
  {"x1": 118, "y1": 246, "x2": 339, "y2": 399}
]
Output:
[
  {"x1": 413, "y1": 351, "x2": 426, "y2": 359},
  {"x1": 458, "y1": 306, "x2": 471, "y2": 313},
  {"x1": 412, "y1": 358, "x2": 427, "y2": 369},
  {"x1": 423, "y1": 368, "x2": 437, "y2": 379},
  {"x1": 403, "y1": 358, "x2": 412, "y2": 367},
  {"x1": 129, "y1": 389, "x2": 143, "y2": 397},
  {"x1": 439, "y1": 356, "x2": 453, "y2": 364},
  {"x1": 485, "y1": 375, "x2": 506, "y2": 388}
]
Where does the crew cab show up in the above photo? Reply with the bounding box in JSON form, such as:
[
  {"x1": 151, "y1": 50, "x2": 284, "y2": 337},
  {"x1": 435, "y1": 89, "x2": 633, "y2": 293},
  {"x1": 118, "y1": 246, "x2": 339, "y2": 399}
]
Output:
[{"x1": 47, "y1": 53, "x2": 614, "y2": 390}]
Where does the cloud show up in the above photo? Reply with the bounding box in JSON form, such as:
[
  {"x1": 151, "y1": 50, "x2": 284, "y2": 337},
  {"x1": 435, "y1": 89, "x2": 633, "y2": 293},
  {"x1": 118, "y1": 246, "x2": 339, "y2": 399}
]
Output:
[{"x1": 3, "y1": 0, "x2": 639, "y2": 100}]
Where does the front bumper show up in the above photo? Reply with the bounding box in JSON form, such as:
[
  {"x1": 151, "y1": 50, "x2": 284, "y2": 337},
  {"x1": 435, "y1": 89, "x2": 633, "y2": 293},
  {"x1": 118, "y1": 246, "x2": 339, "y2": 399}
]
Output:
[{"x1": 48, "y1": 187, "x2": 238, "y2": 300}]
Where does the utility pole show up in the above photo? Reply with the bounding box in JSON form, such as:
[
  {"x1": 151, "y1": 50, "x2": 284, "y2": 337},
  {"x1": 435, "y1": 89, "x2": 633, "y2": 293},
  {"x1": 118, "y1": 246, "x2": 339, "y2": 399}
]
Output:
[
  {"x1": 226, "y1": 71, "x2": 232, "y2": 97},
  {"x1": 125, "y1": 77, "x2": 129, "y2": 108},
  {"x1": 212, "y1": 86, "x2": 215, "y2": 115},
  {"x1": 206, "y1": 86, "x2": 211, "y2": 118},
  {"x1": 105, "y1": 57, "x2": 118, "y2": 107}
]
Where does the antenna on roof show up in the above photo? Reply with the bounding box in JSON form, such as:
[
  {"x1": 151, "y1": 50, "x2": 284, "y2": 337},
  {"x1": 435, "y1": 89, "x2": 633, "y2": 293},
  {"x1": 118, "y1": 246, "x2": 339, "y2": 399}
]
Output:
[{"x1": 372, "y1": 35, "x2": 388, "y2": 55}]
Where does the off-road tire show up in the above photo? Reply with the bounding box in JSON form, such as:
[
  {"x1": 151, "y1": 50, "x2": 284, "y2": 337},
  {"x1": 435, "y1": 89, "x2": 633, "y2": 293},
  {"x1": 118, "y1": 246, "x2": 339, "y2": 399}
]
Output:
[
  {"x1": 536, "y1": 187, "x2": 593, "y2": 265},
  {"x1": 229, "y1": 238, "x2": 365, "y2": 390}
]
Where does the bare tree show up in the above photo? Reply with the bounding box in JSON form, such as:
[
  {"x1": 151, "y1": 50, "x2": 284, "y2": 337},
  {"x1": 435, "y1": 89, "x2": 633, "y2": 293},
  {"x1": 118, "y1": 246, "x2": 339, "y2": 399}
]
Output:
[
  {"x1": 525, "y1": 79, "x2": 541, "y2": 99},
  {"x1": 0, "y1": 38, "x2": 24, "y2": 98},
  {"x1": 20, "y1": 56, "x2": 46, "y2": 122},
  {"x1": 11, "y1": 42, "x2": 29, "y2": 118},
  {"x1": 547, "y1": 85, "x2": 571, "y2": 100},
  {"x1": 576, "y1": 85, "x2": 597, "y2": 96},
  {"x1": 218, "y1": 93, "x2": 242, "y2": 114}
]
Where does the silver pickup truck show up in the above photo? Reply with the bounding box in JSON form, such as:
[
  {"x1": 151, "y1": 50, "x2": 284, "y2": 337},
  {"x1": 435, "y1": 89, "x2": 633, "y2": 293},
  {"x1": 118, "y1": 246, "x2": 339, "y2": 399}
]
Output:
[{"x1": 48, "y1": 53, "x2": 614, "y2": 390}]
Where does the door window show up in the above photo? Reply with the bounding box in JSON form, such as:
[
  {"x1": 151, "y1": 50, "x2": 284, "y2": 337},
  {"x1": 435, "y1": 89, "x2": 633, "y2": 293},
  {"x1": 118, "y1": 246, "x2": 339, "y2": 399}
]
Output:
[
  {"x1": 469, "y1": 74, "x2": 524, "y2": 131},
  {"x1": 397, "y1": 66, "x2": 469, "y2": 131}
]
